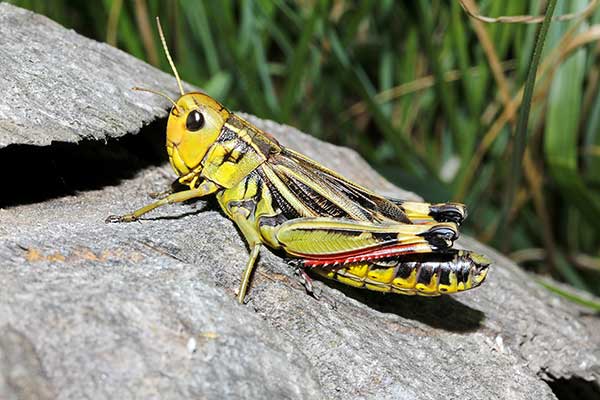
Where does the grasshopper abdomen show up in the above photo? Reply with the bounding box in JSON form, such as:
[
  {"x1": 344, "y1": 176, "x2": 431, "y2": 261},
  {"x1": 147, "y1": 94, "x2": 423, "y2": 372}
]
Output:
[{"x1": 304, "y1": 250, "x2": 490, "y2": 296}]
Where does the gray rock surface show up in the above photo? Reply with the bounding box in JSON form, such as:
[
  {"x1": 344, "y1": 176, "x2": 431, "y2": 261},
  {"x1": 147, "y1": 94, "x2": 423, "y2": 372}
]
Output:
[
  {"x1": 0, "y1": 3, "x2": 184, "y2": 149},
  {"x1": 1, "y1": 3, "x2": 599, "y2": 400}
]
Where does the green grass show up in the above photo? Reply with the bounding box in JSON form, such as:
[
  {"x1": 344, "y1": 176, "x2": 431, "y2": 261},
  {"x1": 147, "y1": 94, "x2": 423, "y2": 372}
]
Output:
[{"x1": 10, "y1": 0, "x2": 600, "y2": 303}]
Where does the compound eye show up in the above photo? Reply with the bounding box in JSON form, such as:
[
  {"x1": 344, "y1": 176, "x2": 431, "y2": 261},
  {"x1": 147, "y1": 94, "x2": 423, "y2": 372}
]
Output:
[{"x1": 186, "y1": 110, "x2": 205, "y2": 131}]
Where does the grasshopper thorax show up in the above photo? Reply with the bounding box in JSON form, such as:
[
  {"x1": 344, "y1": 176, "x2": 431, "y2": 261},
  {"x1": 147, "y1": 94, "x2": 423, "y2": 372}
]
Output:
[
  {"x1": 166, "y1": 92, "x2": 230, "y2": 177},
  {"x1": 141, "y1": 18, "x2": 274, "y2": 189}
]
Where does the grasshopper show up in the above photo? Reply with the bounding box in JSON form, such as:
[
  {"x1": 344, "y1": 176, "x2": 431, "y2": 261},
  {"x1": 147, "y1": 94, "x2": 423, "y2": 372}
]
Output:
[{"x1": 107, "y1": 18, "x2": 490, "y2": 303}]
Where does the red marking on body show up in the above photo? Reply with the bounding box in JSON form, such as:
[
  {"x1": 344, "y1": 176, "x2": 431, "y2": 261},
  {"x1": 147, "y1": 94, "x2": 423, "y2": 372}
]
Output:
[{"x1": 300, "y1": 243, "x2": 426, "y2": 267}]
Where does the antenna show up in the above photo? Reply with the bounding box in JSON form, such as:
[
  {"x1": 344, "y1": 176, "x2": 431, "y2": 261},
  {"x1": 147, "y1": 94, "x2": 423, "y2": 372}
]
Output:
[
  {"x1": 132, "y1": 87, "x2": 181, "y2": 113},
  {"x1": 156, "y1": 16, "x2": 184, "y2": 96}
]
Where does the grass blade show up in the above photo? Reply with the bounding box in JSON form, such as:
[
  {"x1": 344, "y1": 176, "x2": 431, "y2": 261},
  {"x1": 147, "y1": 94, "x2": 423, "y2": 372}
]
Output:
[{"x1": 500, "y1": 0, "x2": 557, "y2": 245}]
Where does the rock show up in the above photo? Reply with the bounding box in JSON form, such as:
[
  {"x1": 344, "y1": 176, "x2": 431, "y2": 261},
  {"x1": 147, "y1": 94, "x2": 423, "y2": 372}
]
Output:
[
  {"x1": 0, "y1": 3, "x2": 183, "y2": 149},
  {"x1": 1, "y1": 3, "x2": 599, "y2": 400}
]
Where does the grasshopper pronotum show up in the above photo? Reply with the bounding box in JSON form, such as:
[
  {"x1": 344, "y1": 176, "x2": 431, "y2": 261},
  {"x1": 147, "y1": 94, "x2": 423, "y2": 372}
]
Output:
[{"x1": 107, "y1": 18, "x2": 490, "y2": 303}]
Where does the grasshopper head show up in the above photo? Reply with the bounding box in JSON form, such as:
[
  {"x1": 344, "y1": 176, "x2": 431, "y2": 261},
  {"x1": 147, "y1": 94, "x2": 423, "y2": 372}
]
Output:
[
  {"x1": 137, "y1": 19, "x2": 233, "y2": 178},
  {"x1": 165, "y1": 92, "x2": 230, "y2": 176}
]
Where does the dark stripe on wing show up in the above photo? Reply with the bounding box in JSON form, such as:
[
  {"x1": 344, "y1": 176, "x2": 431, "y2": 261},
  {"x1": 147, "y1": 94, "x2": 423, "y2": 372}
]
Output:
[
  {"x1": 287, "y1": 176, "x2": 352, "y2": 218},
  {"x1": 281, "y1": 149, "x2": 411, "y2": 224},
  {"x1": 256, "y1": 167, "x2": 302, "y2": 220}
]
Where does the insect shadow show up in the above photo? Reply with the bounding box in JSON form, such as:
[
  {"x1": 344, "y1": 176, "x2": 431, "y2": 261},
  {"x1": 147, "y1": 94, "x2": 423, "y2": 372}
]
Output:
[
  {"x1": 315, "y1": 277, "x2": 485, "y2": 333},
  {"x1": 140, "y1": 209, "x2": 205, "y2": 222},
  {"x1": 139, "y1": 200, "x2": 209, "y2": 222},
  {"x1": 0, "y1": 117, "x2": 167, "y2": 208}
]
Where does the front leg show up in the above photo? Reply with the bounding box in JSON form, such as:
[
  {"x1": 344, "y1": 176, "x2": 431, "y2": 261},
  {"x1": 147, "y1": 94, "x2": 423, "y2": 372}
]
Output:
[{"x1": 106, "y1": 180, "x2": 219, "y2": 223}]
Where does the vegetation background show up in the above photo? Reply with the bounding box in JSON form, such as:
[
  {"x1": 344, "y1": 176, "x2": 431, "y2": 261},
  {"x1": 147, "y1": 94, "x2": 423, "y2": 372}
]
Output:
[{"x1": 10, "y1": 0, "x2": 600, "y2": 305}]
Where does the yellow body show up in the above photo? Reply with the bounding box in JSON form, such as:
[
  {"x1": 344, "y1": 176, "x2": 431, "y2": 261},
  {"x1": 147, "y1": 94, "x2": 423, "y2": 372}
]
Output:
[
  {"x1": 105, "y1": 20, "x2": 489, "y2": 303},
  {"x1": 106, "y1": 18, "x2": 489, "y2": 302},
  {"x1": 108, "y1": 91, "x2": 490, "y2": 303}
]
